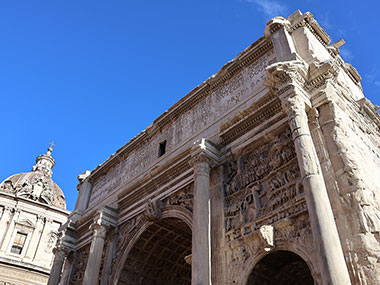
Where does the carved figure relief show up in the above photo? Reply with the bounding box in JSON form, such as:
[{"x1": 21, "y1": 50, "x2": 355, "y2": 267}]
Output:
[
  {"x1": 45, "y1": 231, "x2": 58, "y2": 253},
  {"x1": 224, "y1": 128, "x2": 307, "y2": 243},
  {"x1": 16, "y1": 175, "x2": 54, "y2": 205},
  {"x1": 110, "y1": 213, "x2": 145, "y2": 277},
  {"x1": 70, "y1": 245, "x2": 90, "y2": 284},
  {"x1": 162, "y1": 184, "x2": 194, "y2": 212},
  {"x1": 0, "y1": 180, "x2": 15, "y2": 193}
]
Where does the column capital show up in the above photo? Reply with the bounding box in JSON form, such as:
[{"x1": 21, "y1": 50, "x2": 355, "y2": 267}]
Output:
[
  {"x1": 89, "y1": 206, "x2": 118, "y2": 239},
  {"x1": 190, "y1": 138, "x2": 222, "y2": 169},
  {"x1": 37, "y1": 214, "x2": 45, "y2": 221},
  {"x1": 3, "y1": 206, "x2": 13, "y2": 213},
  {"x1": 53, "y1": 245, "x2": 72, "y2": 258},
  {"x1": 89, "y1": 222, "x2": 108, "y2": 239},
  {"x1": 280, "y1": 92, "x2": 307, "y2": 118},
  {"x1": 265, "y1": 60, "x2": 308, "y2": 93}
]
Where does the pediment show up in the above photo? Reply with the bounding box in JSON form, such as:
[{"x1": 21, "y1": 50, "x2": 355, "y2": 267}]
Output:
[{"x1": 16, "y1": 218, "x2": 36, "y2": 228}]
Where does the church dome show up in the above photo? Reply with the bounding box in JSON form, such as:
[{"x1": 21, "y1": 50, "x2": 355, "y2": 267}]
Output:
[{"x1": 0, "y1": 145, "x2": 66, "y2": 210}]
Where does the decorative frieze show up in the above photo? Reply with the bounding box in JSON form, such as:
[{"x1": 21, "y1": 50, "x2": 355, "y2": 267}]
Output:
[
  {"x1": 70, "y1": 245, "x2": 90, "y2": 284},
  {"x1": 224, "y1": 128, "x2": 303, "y2": 240},
  {"x1": 162, "y1": 184, "x2": 194, "y2": 213}
]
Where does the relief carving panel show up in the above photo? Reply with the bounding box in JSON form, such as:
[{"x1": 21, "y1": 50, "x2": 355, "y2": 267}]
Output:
[
  {"x1": 162, "y1": 184, "x2": 194, "y2": 213},
  {"x1": 224, "y1": 128, "x2": 307, "y2": 243},
  {"x1": 70, "y1": 244, "x2": 90, "y2": 285}
]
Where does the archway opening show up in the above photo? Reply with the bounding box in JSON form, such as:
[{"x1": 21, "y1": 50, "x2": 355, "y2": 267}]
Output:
[
  {"x1": 118, "y1": 217, "x2": 192, "y2": 285},
  {"x1": 247, "y1": 250, "x2": 314, "y2": 285}
]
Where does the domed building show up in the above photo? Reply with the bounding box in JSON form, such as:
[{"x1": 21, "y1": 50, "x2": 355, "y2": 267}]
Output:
[{"x1": 0, "y1": 146, "x2": 70, "y2": 285}]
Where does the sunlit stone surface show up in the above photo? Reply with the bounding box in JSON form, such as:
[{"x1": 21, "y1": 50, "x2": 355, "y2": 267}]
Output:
[{"x1": 52, "y1": 10, "x2": 380, "y2": 285}]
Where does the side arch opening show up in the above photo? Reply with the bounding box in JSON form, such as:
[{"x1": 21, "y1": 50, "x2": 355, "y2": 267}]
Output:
[
  {"x1": 246, "y1": 250, "x2": 314, "y2": 285},
  {"x1": 117, "y1": 217, "x2": 191, "y2": 284}
]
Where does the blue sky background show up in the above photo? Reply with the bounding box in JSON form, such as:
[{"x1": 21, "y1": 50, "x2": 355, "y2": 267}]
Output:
[{"x1": 1, "y1": 0, "x2": 379, "y2": 211}]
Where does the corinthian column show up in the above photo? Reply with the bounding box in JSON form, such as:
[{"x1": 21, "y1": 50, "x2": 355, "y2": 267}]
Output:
[
  {"x1": 190, "y1": 138, "x2": 221, "y2": 285},
  {"x1": 82, "y1": 206, "x2": 117, "y2": 285},
  {"x1": 83, "y1": 223, "x2": 107, "y2": 285},
  {"x1": 48, "y1": 246, "x2": 70, "y2": 285},
  {"x1": 281, "y1": 92, "x2": 351, "y2": 285}
]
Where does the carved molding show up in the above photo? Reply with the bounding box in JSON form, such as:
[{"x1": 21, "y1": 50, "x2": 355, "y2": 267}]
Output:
[{"x1": 219, "y1": 95, "x2": 284, "y2": 146}]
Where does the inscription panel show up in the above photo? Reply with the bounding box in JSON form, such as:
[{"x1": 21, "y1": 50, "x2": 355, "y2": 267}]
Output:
[{"x1": 89, "y1": 51, "x2": 276, "y2": 206}]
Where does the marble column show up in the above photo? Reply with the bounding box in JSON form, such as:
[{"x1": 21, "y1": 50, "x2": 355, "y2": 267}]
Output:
[
  {"x1": 281, "y1": 93, "x2": 351, "y2": 285},
  {"x1": 60, "y1": 251, "x2": 76, "y2": 285},
  {"x1": 0, "y1": 206, "x2": 13, "y2": 247},
  {"x1": 83, "y1": 223, "x2": 108, "y2": 285},
  {"x1": 190, "y1": 138, "x2": 221, "y2": 285},
  {"x1": 191, "y1": 154, "x2": 211, "y2": 285},
  {"x1": 47, "y1": 246, "x2": 69, "y2": 285},
  {"x1": 210, "y1": 165, "x2": 225, "y2": 285}
]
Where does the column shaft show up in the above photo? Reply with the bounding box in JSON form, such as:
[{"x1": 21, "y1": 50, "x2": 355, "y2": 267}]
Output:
[
  {"x1": 282, "y1": 94, "x2": 351, "y2": 285},
  {"x1": 210, "y1": 166, "x2": 225, "y2": 285},
  {"x1": 83, "y1": 224, "x2": 107, "y2": 285},
  {"x1": 192, "y1": 158, "x2": 211, "y2": 285},
  {"x1": 47, "y1": 248, "x2": 68, "y2": 285}
]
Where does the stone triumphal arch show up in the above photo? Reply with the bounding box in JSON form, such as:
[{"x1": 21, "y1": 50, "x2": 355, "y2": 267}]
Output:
[{"x1": 50, "y1": 10, "x2": 380, "y2": 285}]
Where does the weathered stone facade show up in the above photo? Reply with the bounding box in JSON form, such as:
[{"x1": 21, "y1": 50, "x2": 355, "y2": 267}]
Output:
[
  {"x1": 52, "y1": 10, "x2": 380, "y2": 285},
  {"x1": 0, "y1": 147, "x2": 70, "y2": 284}
]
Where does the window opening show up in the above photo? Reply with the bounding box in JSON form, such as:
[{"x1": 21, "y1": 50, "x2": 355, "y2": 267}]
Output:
[
  {"x1": 11, "y1": 232, "x2": 27, "y2": 254},
  {"x1": 158, "y1": 140, "x2": 167, "y2": 157}
]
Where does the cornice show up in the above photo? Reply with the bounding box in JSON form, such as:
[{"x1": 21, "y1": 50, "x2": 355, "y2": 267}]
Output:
[
  {"x1": 288, "y1": 11, "x2": 331, "y2": 47},
  {"x1": 219, "y1": 94, "x2": 283, "y2": 146},
  {"x1": 287, "y1": 11, "x2": 362, "y2": 91}
]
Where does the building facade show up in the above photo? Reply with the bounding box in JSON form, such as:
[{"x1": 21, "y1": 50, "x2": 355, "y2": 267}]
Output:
[
  {"x1": 0, "y1": 147, "x2": 70, "y2": 285},
  {"x1": 52, "y1": 10, "x2": 380, "y2": 285}
]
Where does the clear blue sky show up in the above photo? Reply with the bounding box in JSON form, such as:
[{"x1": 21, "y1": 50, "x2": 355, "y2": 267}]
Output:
[{"x1": 1, "y1": 0, "x2": 379, "y2": 211}]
